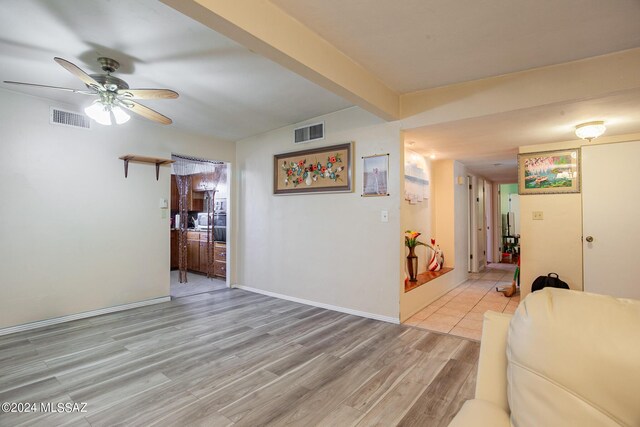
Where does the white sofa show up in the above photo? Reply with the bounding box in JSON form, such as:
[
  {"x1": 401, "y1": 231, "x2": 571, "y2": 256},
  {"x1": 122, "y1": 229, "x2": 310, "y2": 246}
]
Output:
[{"x1": 448, "y1": 288, "x2": 640, "y2": 427}]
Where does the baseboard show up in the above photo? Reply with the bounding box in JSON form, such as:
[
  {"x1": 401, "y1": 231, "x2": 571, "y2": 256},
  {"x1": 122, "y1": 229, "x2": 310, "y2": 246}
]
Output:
[
  {"x1": 402, "y1": 274, "x2": 470, "y2": 322},
  {"x1": 232, "y1": 284, "x2": 399, "y2": 324},
  {"x1": 0, "y1": 296, "x2": 171, "y2": 336}
]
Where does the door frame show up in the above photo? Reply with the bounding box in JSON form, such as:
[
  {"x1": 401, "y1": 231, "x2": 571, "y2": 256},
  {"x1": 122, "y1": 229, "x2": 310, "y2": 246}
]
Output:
[{"x1": 468, "y1": 175, "x2": 488, "y2": 272}]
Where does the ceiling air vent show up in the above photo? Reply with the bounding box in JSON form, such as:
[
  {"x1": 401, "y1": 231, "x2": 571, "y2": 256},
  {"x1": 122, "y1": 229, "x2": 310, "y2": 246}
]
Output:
[
  {"x1": 50, "y1": 107, "x2": 91, "y2": 129},
  {"x1": 294, "y1": 122, "x2": 324, "y2": 144}
]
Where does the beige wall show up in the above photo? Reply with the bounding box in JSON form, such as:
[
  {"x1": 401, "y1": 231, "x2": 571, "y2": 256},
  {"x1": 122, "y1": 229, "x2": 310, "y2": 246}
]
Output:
[
  {"x1": 401, "y1": 147, "x2": 432, "y2": 268},
  {"x1": 235, "y1": 107, "x2": 403, "y2": 321},
  {"x1": 0, "y1": 89, "x2": 235, "y2": 329},
  {"x1": 519, "y1": 132, "x2": 640, "y2": 298}
]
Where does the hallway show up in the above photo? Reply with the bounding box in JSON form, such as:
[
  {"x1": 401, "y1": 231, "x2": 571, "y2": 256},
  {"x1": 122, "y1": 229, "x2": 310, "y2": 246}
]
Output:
[{"x1": 405, "y1": 263, "x2": 519, "y2": 340}]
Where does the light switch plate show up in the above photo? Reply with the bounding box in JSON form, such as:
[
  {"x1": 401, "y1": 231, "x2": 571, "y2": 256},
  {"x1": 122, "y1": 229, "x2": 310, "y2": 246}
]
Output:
[
  {"x1": 381, "y1": 210, "x2": 389, "y2": 223},
  {"x1": 159, "y1": 198, "x2": 168, "y2": 209},
  {"x1": 533, "y1": 211, "x2": 544, "y2": 220}
]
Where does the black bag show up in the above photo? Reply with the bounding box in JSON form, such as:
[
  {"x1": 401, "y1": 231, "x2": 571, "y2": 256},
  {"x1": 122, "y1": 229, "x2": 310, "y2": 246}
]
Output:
[{"x1": 531, "y1": 273, "x2": 569, "y2": 293}]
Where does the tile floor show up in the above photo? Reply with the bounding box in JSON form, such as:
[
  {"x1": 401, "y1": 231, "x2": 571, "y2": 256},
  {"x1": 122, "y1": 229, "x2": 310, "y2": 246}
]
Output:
[
  {"x1": 405, "y1": 263, "x2": 520, "y2": 341},
  {"x1": 170, "y1": 270, "x2": 227, "y2": 298}
]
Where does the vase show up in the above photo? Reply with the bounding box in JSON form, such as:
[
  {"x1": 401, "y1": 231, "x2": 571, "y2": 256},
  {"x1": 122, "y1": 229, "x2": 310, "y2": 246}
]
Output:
[{"x1": 407, "y1": 246, "x2": 418, "y2": 282}]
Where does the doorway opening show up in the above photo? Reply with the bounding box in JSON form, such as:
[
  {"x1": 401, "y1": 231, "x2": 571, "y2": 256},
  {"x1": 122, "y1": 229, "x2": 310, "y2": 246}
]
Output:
[
  {"x1": 170, "y1": 154, "x2": 229, "y2": 298},
  {"x1": 498, "y1": 183, "x2": 519, "y2": 265}
]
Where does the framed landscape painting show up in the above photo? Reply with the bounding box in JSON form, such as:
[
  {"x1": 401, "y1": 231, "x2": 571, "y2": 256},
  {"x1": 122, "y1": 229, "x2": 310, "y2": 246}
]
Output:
[
  {"x1": 518, "y1": 149, "x2": 580, "y2": 195},
  {"x1": 273, "y1": 142, "x2": 352, "y2": 194}
]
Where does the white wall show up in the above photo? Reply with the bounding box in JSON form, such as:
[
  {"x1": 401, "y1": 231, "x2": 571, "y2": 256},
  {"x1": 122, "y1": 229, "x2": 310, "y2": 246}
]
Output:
[
  {"x1": 401, "y1": 148, "x2": 432, "y2": 268},
  {"x1": 400, "y1": 159, "x2": 470, "y2": 320},
  {"x1": 0, "y1": 89, "x2": 235, "y2": 329},
  {"x1": 453, "y1": 161, "x2": 471, "y2": 283},
  {"x1": 518, "y1": 132, "x2": 640, "y2": 299},
  {"x1": 235, "y1": 107, "x2": 403, "y2": 321}
]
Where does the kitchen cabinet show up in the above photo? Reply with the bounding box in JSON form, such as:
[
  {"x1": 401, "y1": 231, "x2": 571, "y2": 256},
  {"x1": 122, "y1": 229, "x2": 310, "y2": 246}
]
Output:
[
  {"x1": 171, "y1": 175, "x2": 203, "y2": 212},
  {"x1": 214, "y1": 242, "x2": 226, "y2": 279},
  {"x1": 187, "y1": 233, "x2": 200, "y2": 272},
  {"x1": 171, "y1": 175, "x2": 179, "y2": 211},
  {"x1": 170, "y1": 230, "x2": 178, "y2": 269},
  {"x1": 191, "y1": 191, "x2": 204, "y2": 212},
  {"x1": 178, "y1": 231, "x2": 223, "y2": 276},
  {"x1": 199, "y1": 241, "x2": 211, "y2": 274},
  {"x1": 192, "y1": 173, "x2": 215, "y2": 192}
]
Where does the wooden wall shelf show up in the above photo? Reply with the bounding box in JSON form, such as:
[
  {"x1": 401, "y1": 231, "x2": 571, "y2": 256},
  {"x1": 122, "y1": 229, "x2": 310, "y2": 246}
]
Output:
[{"x1": 119, "y1": 155, "x2": 174, "y2": 180}]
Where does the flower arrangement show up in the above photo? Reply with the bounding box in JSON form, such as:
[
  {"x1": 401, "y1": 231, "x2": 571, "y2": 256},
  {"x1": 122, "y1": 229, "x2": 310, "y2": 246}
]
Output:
[
  {"x1": 405, "y1": 230, "x2": 431, "y2": 249},
  {"x1": 282, "y1": 152, "x2": 344, "y2": 187}
]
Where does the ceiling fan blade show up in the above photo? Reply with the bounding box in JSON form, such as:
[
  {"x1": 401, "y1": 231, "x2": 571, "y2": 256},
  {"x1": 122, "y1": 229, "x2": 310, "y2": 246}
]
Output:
[
  {"x1": 121, "y1": 100, "x2": 172, "y2": 125},
  {"x1": 117, "y1": 88, "x2": 179, "y2": 99},
  {"x1": 3, "y1": 80, "x2": 96, "y2": 94},
  {"x1": 54, "y1": 57, "x2": 104, "y2": 91}
]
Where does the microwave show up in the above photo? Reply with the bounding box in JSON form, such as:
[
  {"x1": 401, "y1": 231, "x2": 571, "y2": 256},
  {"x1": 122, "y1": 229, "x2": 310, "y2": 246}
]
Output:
[
  {"x1": 196, "y1": 212, "x2": 226, "y2": 229},
  {"x1": 196, "y1": 212, "x2": 212, "y2": 229}
]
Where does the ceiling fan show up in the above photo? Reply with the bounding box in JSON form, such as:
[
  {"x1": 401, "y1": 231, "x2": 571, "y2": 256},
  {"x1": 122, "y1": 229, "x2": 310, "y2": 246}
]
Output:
[{"x1": 3, "y1": 57, "x2": 178, "y2": 126}]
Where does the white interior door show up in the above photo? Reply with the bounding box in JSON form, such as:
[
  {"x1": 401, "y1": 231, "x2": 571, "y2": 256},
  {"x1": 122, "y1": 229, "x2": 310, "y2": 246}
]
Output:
[
  {"x1": 476, "y1": 179, "x2": 486, "y2": 270},
  {"x1": 468, "y1": 176, "x2": 474, "y2": 272},
  {"x1": 485, "y1": 182, "x2": 494, "y2": 263},
  {"x1": 583, "y1": 140, "x2": 640, "y2": 299}
]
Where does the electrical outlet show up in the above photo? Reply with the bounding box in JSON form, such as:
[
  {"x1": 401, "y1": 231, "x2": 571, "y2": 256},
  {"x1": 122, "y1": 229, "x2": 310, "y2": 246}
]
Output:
[
  {"x1": 532, "y1": 211, "x2": 544, "y2": 220},
  {"x1": 380, "y1": 210, "x2": 388, "y2": 223}
]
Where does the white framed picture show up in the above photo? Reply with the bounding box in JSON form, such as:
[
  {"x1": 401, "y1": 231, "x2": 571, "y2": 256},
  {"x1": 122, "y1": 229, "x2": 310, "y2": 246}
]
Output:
[{"x1": 362, "y1": 154, "x2": 389, "y2": 197}]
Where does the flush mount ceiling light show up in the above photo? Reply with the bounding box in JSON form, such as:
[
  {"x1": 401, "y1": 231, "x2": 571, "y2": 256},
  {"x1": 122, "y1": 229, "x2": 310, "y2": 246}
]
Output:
[
  {"x1": 575, "y1": 121, "x2": 606, "y2": 142},
  {"x1": 430, "y1": 153, "x2": 436, "y2": 159}
]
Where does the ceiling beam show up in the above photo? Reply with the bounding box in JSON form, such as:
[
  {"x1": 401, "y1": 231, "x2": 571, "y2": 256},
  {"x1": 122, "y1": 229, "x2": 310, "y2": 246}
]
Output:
[
  {"x1": 161, "y1": 0, "x2": 399, "y2": 121},
  {"x1": 400, "y1": 48, "x2": 640, "y2": 129}
]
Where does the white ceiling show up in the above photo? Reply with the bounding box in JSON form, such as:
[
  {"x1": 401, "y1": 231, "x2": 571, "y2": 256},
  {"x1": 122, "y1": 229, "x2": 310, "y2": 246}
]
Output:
[
  {"x1": 2, "y1": 0, "x2": 639, "y2": 179},
  {"x1": 0, "y1": 0, "x2": 351, "y2": 141},
  {"x1": 405, "y1": 89, "x2": 640, "y2": 182},
  {"x1": 271, "y1": 0, "x2": 640, "y2": 93}
]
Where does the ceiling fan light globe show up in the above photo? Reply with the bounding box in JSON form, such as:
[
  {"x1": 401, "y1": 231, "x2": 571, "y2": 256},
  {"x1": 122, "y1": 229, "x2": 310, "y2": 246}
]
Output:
[
  {"x1": 94, "y1": 111, "x2": 112, "y2": 126},
  {"x1": 85, "y1": 101, "x2": 112, "y2": 125},
  {"x1": 112, "y1": 106, "x2": 130, "y2": 124}
]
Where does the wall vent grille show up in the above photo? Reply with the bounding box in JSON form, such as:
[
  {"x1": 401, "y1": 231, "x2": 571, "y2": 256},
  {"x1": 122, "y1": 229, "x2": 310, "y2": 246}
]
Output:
[
  {"x1": 50, "y1": 107, "x2": 91, "y2": 129},
  {"x1": 294, "y1": 122, "x2": 324, "y2": 144}
]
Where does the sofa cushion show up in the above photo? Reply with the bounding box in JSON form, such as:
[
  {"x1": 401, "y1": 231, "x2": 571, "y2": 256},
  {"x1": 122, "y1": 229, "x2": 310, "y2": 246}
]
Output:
[
  {"x1": 507, "y1": 288, "x2": 640, "y2": 427},
  {"x1": 475, "y1": 311, "x2": 512, "y2": 412},
  {"x1": 447, "y1": 399, "x2": 511, "y2": 427}
]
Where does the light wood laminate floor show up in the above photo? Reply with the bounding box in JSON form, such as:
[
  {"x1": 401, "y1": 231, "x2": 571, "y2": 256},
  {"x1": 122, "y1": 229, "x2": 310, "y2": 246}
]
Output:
[{"x1": 0, "y1": 288, "x2": 479, "y2": 426}]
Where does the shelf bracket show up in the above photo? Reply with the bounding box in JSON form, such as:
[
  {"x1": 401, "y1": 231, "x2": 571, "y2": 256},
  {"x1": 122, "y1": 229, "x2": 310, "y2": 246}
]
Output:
[{"x1": 119, "y1": 155, "x2": 175, "y2": 181}]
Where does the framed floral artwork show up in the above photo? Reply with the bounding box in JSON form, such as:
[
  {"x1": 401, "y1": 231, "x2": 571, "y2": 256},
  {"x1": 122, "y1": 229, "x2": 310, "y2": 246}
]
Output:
[
  {"x1": 273, "y1": 142, "x2": 353, "y2": 194},
  {"x1": 362, "y1": 153, "x2": 389, "y2": 196},
  {"x1": 518, "y1": 148, "x2": 580, "y2": 195}
]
